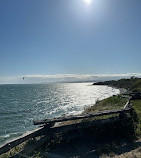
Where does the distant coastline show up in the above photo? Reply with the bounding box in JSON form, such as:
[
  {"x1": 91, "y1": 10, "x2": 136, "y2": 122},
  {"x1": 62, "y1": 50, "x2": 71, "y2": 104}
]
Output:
[{"x1": 93, "y1": 77, "x2": 141, "y2": 93}]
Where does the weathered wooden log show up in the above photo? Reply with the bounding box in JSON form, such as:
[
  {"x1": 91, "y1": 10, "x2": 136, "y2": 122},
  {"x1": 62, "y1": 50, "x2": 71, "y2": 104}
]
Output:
[
  {"x1": 0, "y1": 126, "x2": 47, "y2": 155},
  {"x1": 33, "y1": 107, "x2": 132, "y2": 125},
  {"x1": 12, "y1": 135, "x2": 52, "y2": 158},
  {"x1": 45, "y1": 116, "x2": 131, "y2": 136}
]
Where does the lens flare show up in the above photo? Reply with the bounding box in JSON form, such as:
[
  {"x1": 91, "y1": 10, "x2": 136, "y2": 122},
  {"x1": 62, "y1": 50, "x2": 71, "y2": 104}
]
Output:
[{"x1": 84, "y1": 0, "x2": 92, "y2": 5}]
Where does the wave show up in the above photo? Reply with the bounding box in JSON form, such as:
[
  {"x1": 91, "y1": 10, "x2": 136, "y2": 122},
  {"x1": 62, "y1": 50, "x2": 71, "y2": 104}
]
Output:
[
  {"x1": 0, "y1": 132, "x2": 22, "y2": 142},
  {"x1": 0, "y1": 109, "x2": 31, "y2": 115},
  {"x1": 36, "y1": 100, "x2": 50, "y2": 105}
]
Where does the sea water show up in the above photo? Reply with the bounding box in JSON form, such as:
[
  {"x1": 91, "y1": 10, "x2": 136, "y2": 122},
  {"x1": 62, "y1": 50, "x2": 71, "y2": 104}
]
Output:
[{"x1": 0, "y1": 83, "x2": 120, "y2": 145}]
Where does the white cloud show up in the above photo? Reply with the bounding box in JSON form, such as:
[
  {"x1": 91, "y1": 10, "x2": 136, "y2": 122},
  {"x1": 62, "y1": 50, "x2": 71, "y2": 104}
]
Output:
[
  {"x1": 24, "y1": 74, "x2": 93, "y2": 78},
  {"x1": 96, "y1": 73, "x2": 141, "y2": 77},
  {"x1": 0, "y1": 73, "x2": 141, "y2": 84}
]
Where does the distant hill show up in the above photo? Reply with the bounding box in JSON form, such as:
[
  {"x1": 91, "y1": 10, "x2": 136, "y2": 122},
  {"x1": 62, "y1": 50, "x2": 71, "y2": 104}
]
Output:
[{"x1": 93, "y1": 77, "x2": 141, "y2": 92}]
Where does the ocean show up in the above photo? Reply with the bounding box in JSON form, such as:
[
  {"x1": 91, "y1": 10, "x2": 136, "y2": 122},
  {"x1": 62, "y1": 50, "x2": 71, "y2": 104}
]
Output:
[{"x1": 0, "y1": 83, "x2": 119, "y2": 145}]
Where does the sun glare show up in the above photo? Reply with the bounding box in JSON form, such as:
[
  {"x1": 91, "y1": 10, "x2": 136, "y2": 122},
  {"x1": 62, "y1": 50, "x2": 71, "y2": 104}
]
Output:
[{"x1": 84, "y1": 0, "x2": 92, "y2": 5}]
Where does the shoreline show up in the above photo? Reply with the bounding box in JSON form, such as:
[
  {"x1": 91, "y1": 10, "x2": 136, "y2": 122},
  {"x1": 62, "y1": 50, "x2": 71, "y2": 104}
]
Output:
[
  {"x1": 107, "y1": 85, "x2": 127, "y2": 94},
  {"x1": 82, "y1": 85, "x2": 126, "y2": 115},
  {"x1": 0, "y1": 85, "x2": 123, "y2": 147},
  {"x1": 0, "y1": 85, "x2": 123, "y2": 148},
  {"x1": 0, "y1": 84, "x2": 120, "y2": 148},
  {"x1": 1, "y1": 78, "x2": 141, "y2": 157}
]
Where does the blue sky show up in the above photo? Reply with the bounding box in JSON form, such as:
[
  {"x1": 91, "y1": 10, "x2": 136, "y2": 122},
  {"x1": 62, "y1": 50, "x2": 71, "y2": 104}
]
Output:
[{"x1": 0, "y1": 0, "x2": 141, "y2": 83}]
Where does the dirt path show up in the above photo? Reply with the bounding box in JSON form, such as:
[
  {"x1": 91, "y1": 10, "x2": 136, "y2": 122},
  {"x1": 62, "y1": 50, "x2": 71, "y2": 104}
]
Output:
[{"x1": 101, "y1": 139, "x2": 141, "y2": 158}]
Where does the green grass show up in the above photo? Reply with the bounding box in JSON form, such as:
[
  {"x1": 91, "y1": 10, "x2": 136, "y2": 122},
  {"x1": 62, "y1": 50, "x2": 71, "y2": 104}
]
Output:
[
  {"x1": 130, "y1": 79, "x2": 141, "y2": 92},
  {"x1": 59, "y1": 95, "x2": 128, "y2": 126},
  {"x1": 0, "y1": 138, "x2": 39, "y2": 158},
  {"x1": 94, "y1": 77, "x2": 141, "y2": 93},
  {"x1": 131, "y1": 100, "x2": 141, "y2": 138},
  {"x1": 83, "y1": 95, "x2": 128, "y2": 114}
]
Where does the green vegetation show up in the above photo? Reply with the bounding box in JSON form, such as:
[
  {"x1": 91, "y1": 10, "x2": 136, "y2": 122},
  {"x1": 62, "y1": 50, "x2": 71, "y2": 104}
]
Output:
[
  {"x1": 60, "y1": 95, "x2": 127, "y2": 126},
  {"x1": 83, "y1": 95, "x2": 128, "y2": 114},
  {"x1": 0, "y1": 138, "x2": 39, "y2": 158},
  {"x1": 94, "y1": 77, "x2": 141, "y2": 92},
  {"x1": 84, "y1": 95, "x2": 127, "y2": 113},
  {"x1": 94, "y1": 77, "x2": 141, "y2": 139},
  {"x1": 130, "y1": 79, "x2": 141, "y2": 92},
  {"x1": 131, "y1": 100, "x2": 141, "y2": 138},
  {"x1": 0, "y1": 141, "x2": 27, "y2": 158}
]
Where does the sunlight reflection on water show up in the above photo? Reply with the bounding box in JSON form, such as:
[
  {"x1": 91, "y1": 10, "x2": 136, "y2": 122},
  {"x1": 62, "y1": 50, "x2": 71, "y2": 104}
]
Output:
[{"x1": 0, "y1": 83, "x2": 119, "y2": 145}]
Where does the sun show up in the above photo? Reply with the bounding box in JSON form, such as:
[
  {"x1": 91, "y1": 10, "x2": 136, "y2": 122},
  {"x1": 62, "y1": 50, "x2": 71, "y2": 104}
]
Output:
[{"x1": 84, "y1": 0, "x2": 92, "y2": 5}]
